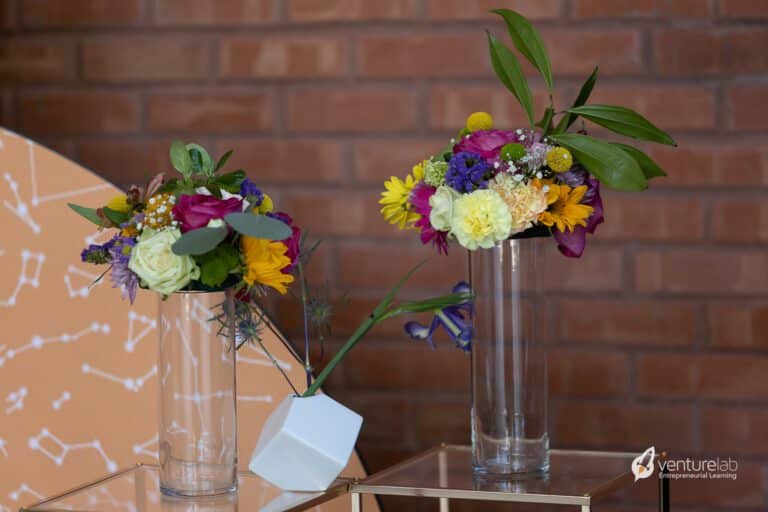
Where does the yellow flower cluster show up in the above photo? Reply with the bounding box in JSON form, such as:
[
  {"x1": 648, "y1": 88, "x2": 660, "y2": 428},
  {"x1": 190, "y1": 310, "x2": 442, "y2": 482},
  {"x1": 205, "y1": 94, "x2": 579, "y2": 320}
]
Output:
[
  {"x1": 144, "y1": 193, "x2": 177, "y2": 230},
  {"x1": 241, "y1": 236, "x2": 294, "y2": 294},
  {"x1": 379, "y1": 162, "x2": 425, "y2": 229},
  {"x1": 538, "y1": 182, "x2": 593, "y2": 232}
]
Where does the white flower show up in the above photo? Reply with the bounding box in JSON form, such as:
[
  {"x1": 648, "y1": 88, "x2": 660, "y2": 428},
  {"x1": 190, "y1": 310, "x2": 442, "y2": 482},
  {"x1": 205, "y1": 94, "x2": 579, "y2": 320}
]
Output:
[
  {"x1": 451, "y1": 189, "x2": 512, "y2": 250},
  {"x1": 128, "y1": 228, "x2": 200, "y2": 296},
  {"x1": 429, "y1": 186, "x2": 459, "y2": 232}
]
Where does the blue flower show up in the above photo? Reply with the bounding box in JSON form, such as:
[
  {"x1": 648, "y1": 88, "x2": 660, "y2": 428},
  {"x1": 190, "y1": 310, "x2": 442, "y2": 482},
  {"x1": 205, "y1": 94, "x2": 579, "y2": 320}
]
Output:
[
  {"x1": 80, "y1": 239, "x2": 116, "y2": 265},
  {"x1": 445, "y1": 152, "x2": 493, "y2": 193},
  {"x1": 240, "y1": 178, "x2": 264, "y2": 206},
  {"x1": 404, "y1": 281, "x2": 473, "y2": 351}
]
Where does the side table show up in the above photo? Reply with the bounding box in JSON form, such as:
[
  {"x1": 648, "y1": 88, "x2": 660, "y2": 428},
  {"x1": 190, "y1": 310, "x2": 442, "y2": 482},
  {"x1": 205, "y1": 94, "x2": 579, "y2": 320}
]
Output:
[{"x1": 350, "y1": 445, "x2": 669, "y2": 511}]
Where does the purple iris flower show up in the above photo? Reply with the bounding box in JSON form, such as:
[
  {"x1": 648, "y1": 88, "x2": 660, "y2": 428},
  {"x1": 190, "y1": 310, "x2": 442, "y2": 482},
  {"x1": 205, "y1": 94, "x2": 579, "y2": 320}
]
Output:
[
  {"x1": 404, "y1": 282, "x2": 473, "y2": 352},
  {"x1": 240, "y1": 178, "x2": 264, "y2": 206},
  {"x1": 445, "y1": 152, "x2": 494, "y2": 193}
]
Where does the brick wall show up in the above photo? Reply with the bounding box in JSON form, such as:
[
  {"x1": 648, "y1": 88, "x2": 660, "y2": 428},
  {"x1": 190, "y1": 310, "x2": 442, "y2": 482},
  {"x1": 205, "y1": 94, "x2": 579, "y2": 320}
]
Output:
[{"x1": 3, "y1": 1, "x2": 768, "y2": 510}]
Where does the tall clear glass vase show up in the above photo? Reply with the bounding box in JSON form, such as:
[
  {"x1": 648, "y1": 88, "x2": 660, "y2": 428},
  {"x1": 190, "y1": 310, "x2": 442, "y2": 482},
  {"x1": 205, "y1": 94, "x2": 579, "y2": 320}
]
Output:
[
  {"x1": 157, "y1": 290, "x2": 238, "y2": 497},
  {"x1": 469, "y1": 238, "x2": 549, "y2": 475}
]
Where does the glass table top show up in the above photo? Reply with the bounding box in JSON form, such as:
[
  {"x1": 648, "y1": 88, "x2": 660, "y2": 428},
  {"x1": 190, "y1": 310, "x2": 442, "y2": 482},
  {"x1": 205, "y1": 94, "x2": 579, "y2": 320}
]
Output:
[
  {"x1": 352, "y1": 445, "x2": 644, "y2": 506},
  {"x1": 21, "y1": 464, "x2": 350, "y2": 512}
]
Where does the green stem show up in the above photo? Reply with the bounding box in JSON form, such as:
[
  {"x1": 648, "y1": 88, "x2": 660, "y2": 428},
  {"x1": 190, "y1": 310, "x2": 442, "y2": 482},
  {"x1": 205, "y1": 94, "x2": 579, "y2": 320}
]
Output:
[{"x1": 303, "y1": 312, "x2": 379, "y2": 397}]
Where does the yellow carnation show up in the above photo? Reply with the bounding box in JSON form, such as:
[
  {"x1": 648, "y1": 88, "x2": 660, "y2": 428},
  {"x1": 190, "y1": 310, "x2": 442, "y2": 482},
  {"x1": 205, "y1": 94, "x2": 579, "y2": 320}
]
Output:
[
  {"x1": 489, "y1": 174, "x2": 548, "y2": 235},
  {"x1": 466, "y1": 112, "x2": 494, "y2": 132},
  {"x1": 451, "y1": 189, "x2": 511, "y2": 250},
  {"x1": 241, "y1": 236, "x2": 294, "y2": 294}
]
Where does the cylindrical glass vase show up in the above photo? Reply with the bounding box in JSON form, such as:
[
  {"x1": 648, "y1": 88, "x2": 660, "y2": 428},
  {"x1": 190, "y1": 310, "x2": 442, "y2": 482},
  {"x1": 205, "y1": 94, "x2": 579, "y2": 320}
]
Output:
[
  {"x1": 469, "y1": 238, "x2": 549, "y2": 475},
  {"x1": 158, "y1": 290, "x2": 238, "y2": 497}
]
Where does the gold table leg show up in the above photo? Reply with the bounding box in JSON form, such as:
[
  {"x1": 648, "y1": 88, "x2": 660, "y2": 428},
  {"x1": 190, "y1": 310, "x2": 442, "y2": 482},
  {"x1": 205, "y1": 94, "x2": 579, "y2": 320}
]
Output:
[{"x1": 351, "y1": 492, "x2": 362, "y2": 512}]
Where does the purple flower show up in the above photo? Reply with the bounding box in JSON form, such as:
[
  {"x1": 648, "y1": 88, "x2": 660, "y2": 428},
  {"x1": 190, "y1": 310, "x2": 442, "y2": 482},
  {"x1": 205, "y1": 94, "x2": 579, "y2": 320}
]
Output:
[
  {"x1": 108, "y1": 237, "x2": 139, "y2": 304},
  {"x1": 240, "y1": 178, "x2": 264, "y2": 206},
  {"x1": 552, "y1": 176, "x2": 604, "y2": 258},
  {"x1": 445, "y1": 152, "x2": 494, "y2": 193},
  {"x1": 411, "y1": 182, "x2": 448, "y2": 255},
  {"x1": 80, "y1": 240, "x2": 115, "y2": 265},
  {"x1": 172, "y1": 194, "x2": 244, "y2": 233},
  {"x1": 454, "y1": 129, "x2": 538, "y2": 165},
  {"x1": 405, "y1": 282, "x2": 473, "y2": 351}
]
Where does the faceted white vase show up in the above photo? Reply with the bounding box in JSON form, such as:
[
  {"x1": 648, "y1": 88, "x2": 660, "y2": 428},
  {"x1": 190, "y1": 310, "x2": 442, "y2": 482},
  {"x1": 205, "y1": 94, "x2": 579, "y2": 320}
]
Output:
[{"x1": 248, "y1": 394, "x2": 363, "y2": 491}]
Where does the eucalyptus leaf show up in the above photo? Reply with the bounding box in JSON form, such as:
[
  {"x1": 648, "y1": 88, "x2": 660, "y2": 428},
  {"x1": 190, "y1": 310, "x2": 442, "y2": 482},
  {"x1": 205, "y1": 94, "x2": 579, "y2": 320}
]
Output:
[
  {"x1": 549, "y1": 133, "x2": 647, "y2": 191},
  {"x1": 487, "y1": 32, "x2": 535, "y2": 126},
  {"x1": 186, "y1": 143, "x2": 214, "y2": 176},
  {"x1": 68, "y1": 203, "x2": 103, "y2": 226},
  {"x1": 492, "y1": 8, "x2": 553, "y2": 90},
  {"x1": 102, "y1": 207, "x2": 131, "y2": 225},
  {"x1": 611, "y1": 142, "x2": 667, "y2": 179},
  {"x1": 215, "y1": 150, "x2": 233, "y2": 172},
  {"x1": 171, "y1": 226, "x2": 228, "y2": 256},
  {"x1": 224, "y1": 213, "x2": 291, "y2": 240},
  {"x1": 170, "y1": 140, "x2": 192, "y2": 178},
  {"x1": 553, "y1": 66, "x2": 598, "y2": 134},
  {"x1": 567, "y1": 104, "x2": 677, "y2": 146}
]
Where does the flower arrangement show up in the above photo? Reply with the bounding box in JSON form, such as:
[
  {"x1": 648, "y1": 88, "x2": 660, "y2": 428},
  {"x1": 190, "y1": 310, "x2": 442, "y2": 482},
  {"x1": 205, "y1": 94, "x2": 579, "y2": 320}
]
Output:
[{"x1": 381, "y1": 9, "x2": 676, "y2": 258}]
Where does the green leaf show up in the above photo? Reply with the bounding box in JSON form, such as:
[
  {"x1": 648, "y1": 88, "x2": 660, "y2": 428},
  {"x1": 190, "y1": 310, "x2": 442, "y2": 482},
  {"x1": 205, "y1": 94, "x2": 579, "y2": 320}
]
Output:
[
  {"x1": 186, "y1": 143, "x2": 214, "y2": 176},
  {"x1": 170, "y1": 140, "x2": 193, "y2": 178},
  {"x1": 211, "y1": 170, "x2": 245, "y2": 193},
  {"x1": 611, "y1": 143, "x2": 667, "y2": 179},
  {"x1": 195, "y1": 245, "x2": 240, "y2": 287},
  {"x1": 101, "y1": 207, "x2": 131, "y2": 225},
  {"x1": 553, "y1": 66, "x2": 598, "y2": 134},
  {"x1": 68, "y1": 203, "x2": 103, "y2": 226},
  {"x1": 171, "y1": 226, "x2": 228, "y2": 256},
  {"x1": 215, "y1": 150, "x2": 233, "y2": 172},
  {"x1": 492, "y1": 8, "x2": 553, "y2": 90},
  {"x1": 548, "y1": 133, "x2": 647, "y2": 191},
  {"x1": 224, "y1": 213, "x2": 292, "y2": 240},
  {"x1": 487, "y1": 32, "x2": 535, "y2": 126},
  {"x1": 379, "y1": 291, "x2": 472, "y2": 321},
  {"x1": 567, "y1": 104, "x2": 677, "y2": 146}
]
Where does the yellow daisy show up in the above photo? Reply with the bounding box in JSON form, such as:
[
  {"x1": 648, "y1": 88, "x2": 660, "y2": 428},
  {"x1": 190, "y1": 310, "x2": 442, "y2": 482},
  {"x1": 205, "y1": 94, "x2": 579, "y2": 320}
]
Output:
[
  {"x1": 379, "y1": 162, "x2": 425, "y2": 230},
  {"x1": 241, "y1": 237, "x2": 294, "y2": 294},
  {"x1": 538, "y1": 182, "x2": 593, "y2": 233}
]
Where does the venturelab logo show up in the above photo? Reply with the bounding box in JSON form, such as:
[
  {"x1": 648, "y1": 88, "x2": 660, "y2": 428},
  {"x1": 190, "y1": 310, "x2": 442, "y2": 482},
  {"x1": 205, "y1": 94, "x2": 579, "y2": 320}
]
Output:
[{"x1": 631, "y1": 446, "x2": 740, "y2": 482}]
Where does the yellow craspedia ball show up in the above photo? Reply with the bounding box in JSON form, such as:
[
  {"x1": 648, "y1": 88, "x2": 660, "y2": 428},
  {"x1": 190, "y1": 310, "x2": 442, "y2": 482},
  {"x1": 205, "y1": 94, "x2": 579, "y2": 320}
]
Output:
[
  {"x1": 466, "y1": 111, "x2": 494, "y2": 132},
  {"x1": 106, "y1": 194, "x2": 131, "y2": 213},
  {"x1": 257, "y1": 193, "x2": 274, "y2": 214},
  {"x1": 546, "y1": 147, "x2": 573, "y2": 173}
]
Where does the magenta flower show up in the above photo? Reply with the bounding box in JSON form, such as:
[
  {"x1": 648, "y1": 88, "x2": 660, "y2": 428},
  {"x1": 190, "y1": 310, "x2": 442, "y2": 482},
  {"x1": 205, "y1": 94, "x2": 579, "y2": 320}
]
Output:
[
  {"x1": 172, "y1": 194, "x2": 243, "y2": 233},
  {"x1": 269, "y1": 211, "x2": 301, "y2": 270},
  {"x1": 410, "y1": 182, "x2": 448, "y2": 255},
  {"x1": 553, "y1": 175, "x2": 604, "y2": 258},
  {"x1": 454, "y1": 129, "x2": 533, "y2": 164}
]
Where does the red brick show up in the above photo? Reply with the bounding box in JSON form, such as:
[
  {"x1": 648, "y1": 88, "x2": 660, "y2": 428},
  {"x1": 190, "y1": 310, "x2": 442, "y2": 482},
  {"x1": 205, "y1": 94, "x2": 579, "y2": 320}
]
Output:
[
  {"x1": 22, "y1": 0, "x2": 142, "y2": 27},
  {"x1": 426, "y1": 0, "x2": 561, "y2": 20},
  {"x1": 19, "y1": 91, "x2": 139, "y2": 136},
  {"x1": 1, "y1": 0, "x2": 15, "y2": 30},
  {"x1": 728, "y1": 85, "x2": 768, "y2": 131},
  {"x1": 287, "y1": 0, "x2": 415, "y2": 21},
  {"x1": 212, "y1": 138, "x2": 343, "y2": 183},
  {"x1": 719, "y1": 0, "x2": 768, "y2": 19},
  {"x1": 663, "y1": 462, "x2": 765, "y2": 507},
  {"x1": 708, "y1": 302, "x2": 768, "y2": 349},
  {"x1": 702, "y1": 406, "x2": 768, "y2": 454},
  {"x1": 352, "y1": 138, "x2": 446, "y2": 184},
  {"x1": 637, "y1": 353, "x2": 768, "y2": 401},
  {"x1": 0, "y1": 39, "x2": 76, "y2": 82},
  {"x1": 413, "y1": 399, "x2": 470, "y2": 445},
  {"x1": 591, "y1": 85, "x2": 715, "y2": 130},
  {"x1": 154, "y1": 0, "x2": 273, "y2": 25},
  {"x1": 649, "y1": 142, "x2": 768, "y2": 187},
  {"x1": 358, "y1": 34, "x2": 487, "y2": 78},
  {"x1": 343, "y1": 340, "x2": 470, "y2": 392},
  {"x1": 574, "y1": 0, "x2": 712, "y2": 18},
  {"x1": 146, "y1": 91, "x2": 272, "y2": 133},
  {"x1": 428, "y1": 85, "x2": 551, "y2": 130},
  {"x1": 599, "y1": 193, "x2": 704, "y2": 241},
  {"x1": 559, "y1": 299, "x2": 697, "y2": 346},
  {"x1": 655, "y1": 29, "x2": 768, "y2": 76},
  {"x1": 219, "y1": 37, "x2": 346, "y2": 78},
  {"x1": 635, "y1": 249, "x2": 768, "y2": 294},
  {"x1": 76, "y1": 139, "x2": 173, "y2": 187},
  {"x1": 712, "y1": 199, "x2": 768, "y2": 242},
  {"x1": 287, "y1": 89, "x2": 415, "y2": 133},
  {"x1": 544, "y1": 29, "x2": 644, "y2": 76},
  {"x1": 342, "y1": 395, "x2": 413, "y2": 443},
  {"x1": 549, "y1": 350, "x2": 630, "y2": 398},
  {"x1": 542, "y1": 246, "x2": 623, "y2": 292},
  {"x1": 553, "y1": 402, "x2": 695, "y2": 451},
  {"x1": 83, "y1": 37, "x2": 210, "y2": 82}
]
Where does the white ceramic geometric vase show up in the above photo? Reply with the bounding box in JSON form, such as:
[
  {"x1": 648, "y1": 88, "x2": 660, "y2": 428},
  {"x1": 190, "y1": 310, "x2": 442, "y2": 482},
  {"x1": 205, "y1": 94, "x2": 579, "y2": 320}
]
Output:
[{"x1": 248, "y1": 394, "x2": 363, "y2": 491}]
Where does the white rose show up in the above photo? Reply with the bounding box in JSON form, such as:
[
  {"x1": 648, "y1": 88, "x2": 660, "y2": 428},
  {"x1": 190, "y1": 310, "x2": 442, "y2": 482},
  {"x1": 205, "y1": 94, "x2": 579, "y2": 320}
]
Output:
[
  {"x1": 128, "y1": 228, "x2": 200, "y2": 296},
  {"x1": 429, "y1": 186, "x2": 459, "y2": 232}
]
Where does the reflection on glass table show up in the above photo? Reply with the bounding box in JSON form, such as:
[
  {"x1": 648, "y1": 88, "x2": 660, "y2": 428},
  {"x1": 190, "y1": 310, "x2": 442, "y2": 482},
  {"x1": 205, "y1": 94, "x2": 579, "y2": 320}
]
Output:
[
  {"x1": 20, "y1": 464, "x2": 350, "y2": 512},
  {"x1": 349, "y1": 445, "x2": 669, "y2": 512}
]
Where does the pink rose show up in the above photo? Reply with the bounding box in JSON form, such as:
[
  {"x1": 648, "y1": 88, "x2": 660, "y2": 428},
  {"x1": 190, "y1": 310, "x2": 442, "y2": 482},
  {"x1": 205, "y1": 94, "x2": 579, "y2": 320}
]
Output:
[
  {"x1": 172, "y1": 194, "x2": 243, "y2": 233},
  {"x1": 454, "y1": 129, "x2": 539, "y2": 164}
]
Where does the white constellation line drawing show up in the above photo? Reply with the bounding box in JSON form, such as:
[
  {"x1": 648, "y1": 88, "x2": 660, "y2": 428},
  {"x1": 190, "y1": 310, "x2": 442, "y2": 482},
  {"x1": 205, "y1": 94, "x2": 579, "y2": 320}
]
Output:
[
  {"x1": 8, "y1": 483, "x2": 44, "y2": 502},
  {"x1": 29, "y1": 428, "x2": 118, "y2": 472},
  {"x1": 132, "y1": 433, "x2": 158, "y2": 458},
  {"x1": 83, "y1": 487, "x2": 137, "y2": 512},
  {"x1": 2, "y1": 138, "x2": 111, "y2": 234},
  {"x1": 0, "y1": 250, "x2": 44, "y2": 307},
  {"x1": 52, "y1": 391, "x2": 71, "y2": 411},
  {"x1": 191, "y1": 298, "x2": 215, "y2": 333},
  {"x1": 0, "y1": 437, "x2": 8, "y2": 457},
  {"x1": 124, "y1": 311, "x2": 157, "y2": 353},
  {"x1": 0, "y1": 322, "x2": 110, "y2": 368},
  {"x1": 5, "y1": 386, "x2": 27, "y2": 414},
  {"x1": 64, "y1": 264, "x2": 103, "y2": 299},
  {"x1": 237, "y1": 394, "x2": 273, "y2": 404},
  {"x1": 82, "y1": 363, "x2": 157, "y2": 392},
  {"x1": 84, "y1": 228, "x2": 114, "y2": 247}
]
